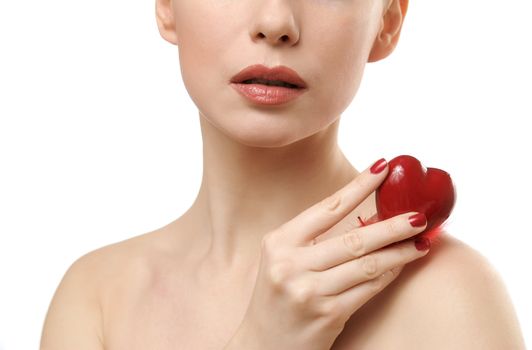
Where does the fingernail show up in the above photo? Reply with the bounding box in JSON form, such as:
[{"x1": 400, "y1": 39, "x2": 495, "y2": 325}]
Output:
[
  {"x1": 408, "y1": 213, "x2": 427, "y2": 227},
  {"x1": 415, "y1": 237, "x2": 431, "y2": 251},
  {"x1": 370, "y1": 158, "x2": 387, "y2": 174}
]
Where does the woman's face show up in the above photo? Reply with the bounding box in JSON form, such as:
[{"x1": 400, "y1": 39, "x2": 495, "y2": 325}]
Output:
[{"x1": 160, "y1": 0, "x2": 393, "y2": 148}]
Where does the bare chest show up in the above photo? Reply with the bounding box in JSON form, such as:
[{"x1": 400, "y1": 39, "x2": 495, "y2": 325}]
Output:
[
  {"x1": 101, "y1": 265, "x2": 251, "y2": 349},
  {"x1": 101, "y1": 270, "x2": 400, "y2": 350},
  {"x1": 100, "y1": 217, "x2": 413, "y2": 350}
]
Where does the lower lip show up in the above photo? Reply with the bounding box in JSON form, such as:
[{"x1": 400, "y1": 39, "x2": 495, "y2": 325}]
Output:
[{"x1": 230, "y1": 83, "x2": 307, "y2": 105}]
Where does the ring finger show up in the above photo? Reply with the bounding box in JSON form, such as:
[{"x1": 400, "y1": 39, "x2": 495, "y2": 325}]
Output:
[
  {"x1": 314, "y1": 238, "x2": 429, "y2": 296},
  {"x1": 301, "y1": 211, "x2": 426, "y2": 272}
]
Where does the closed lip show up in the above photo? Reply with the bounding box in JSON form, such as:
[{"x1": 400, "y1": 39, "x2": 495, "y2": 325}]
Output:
[{"x1": 230, "y1": 64, "x2": 308, "y2": 89}]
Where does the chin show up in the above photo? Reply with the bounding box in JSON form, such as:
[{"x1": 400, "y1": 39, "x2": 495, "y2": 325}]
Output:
[{"x1": 198, "y1": 106, "x2": 329, "y2": 149}]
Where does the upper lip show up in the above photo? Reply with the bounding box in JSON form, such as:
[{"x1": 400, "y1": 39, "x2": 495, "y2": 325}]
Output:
[{"x1": 230, "y1": 64, "x2": 308, "y2": 89}]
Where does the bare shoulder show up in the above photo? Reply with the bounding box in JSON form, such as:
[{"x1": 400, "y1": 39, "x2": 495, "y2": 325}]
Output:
[
  {"x1": 77, "y1": 218, "x2": 191, "y2": 284},
  {"x1": 41, "y1": 221, "x2": 185, "y2": 349},
  {"x1": 73, "y1": 220, "x2": 190, "y2": 307},
  {"x1": 333, "y1": 232, "x2": 526, "y2": 349},
  {"x1": 40, "y1": 241, "x2": 114, "y2": 349},
  {"x1": 397, "y1": 232, "x2": 527, "y2": 349}
]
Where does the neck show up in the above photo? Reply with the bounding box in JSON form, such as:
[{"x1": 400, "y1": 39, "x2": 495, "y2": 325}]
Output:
[{"x1": 182, "y1": 113, "x2": 363, "y2": 276}]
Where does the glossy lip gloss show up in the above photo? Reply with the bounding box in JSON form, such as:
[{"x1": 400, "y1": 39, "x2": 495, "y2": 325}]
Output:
[{"x1": 230, "y1": 83, "x2": 307, "y2": 106}]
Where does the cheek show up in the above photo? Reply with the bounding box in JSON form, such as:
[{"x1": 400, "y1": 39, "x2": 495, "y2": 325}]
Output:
[
  {"x1": 308, "y1": 16, "x2": 376, "y2": 118},
  {"x1": 175, "y1": 2, "x2": 233, "y2": 94}
]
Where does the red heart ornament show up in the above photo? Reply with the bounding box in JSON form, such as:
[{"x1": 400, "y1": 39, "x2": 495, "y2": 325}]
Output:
[{"x1": 375, "y1": 155, "x2": 456, "y2": 242}]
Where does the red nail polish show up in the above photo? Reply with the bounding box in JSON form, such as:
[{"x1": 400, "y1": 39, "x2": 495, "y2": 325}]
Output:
[
  {"x1": 415, "y1": 237, "x2": 431, "y2": 251},
  {"x1": 408, "y1": 213, "x2": 427, "y2": 227},
  {"x1": 370, "y1": 158, "x2": 387, "y2": 174}
]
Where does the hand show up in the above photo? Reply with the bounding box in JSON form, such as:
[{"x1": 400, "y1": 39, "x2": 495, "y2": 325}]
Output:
[{"x1": 224, "y1": 158, "x2": 430, "y2": 350}]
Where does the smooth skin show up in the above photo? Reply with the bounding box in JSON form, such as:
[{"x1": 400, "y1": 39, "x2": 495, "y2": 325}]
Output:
[
  {"x1": 40, "y1": 0, "x2": 526, "y2": 349},
  {"x1": 223, "y1": 162, "x2": 431, "y2": 350}
]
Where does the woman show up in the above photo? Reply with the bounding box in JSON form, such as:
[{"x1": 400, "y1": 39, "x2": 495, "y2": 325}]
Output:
[{"x1": 40, "y1": 0, "x2": 526, "y2": 348}]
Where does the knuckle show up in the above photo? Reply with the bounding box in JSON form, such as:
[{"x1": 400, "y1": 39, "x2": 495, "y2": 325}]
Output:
[
  {"x1": 343, "y1": 231, "x2": 365, "y2": 257},
  {"x1": 319, "y1": 299, "x2": 341, "y2": 316},
  {"x1": 360, "y1": 254, "x2": 379, "y2": 278},
  {"x1": 319, "y1": 300, "x2": 347, "y2": 330},
  {"x1": 267, "y1": 260, "x2": 293, "y2": 287},
  {"x1": 318, "y1": 299, "x2": 335, "y2": 316},
  {"x1": 261, "y1": 232, "x2": 282, "y2": 258},
  {"x1": 320, "y1": 299, "x2": 343, "y2": 318},
  {"x1": 388, "y1": 267, "x2": 399, "y2": 279},
  {"x1": 384, "y1": 218, "x2": 399, "y2": 236},
  {"x1": 384, "y1": 268, "x2": 395, "y2": 280},
  {"x1": 320, "y1": 193, "x2": 342, "y2": 215},
  {"x1": 288, "y1": 281, "x2": 315, "y2": 306},
  {"x1": 368, "y1": 275, "x2": 385, "y2": 292}
]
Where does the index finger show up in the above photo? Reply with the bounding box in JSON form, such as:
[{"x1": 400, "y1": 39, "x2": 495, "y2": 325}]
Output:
[{"x1": 277, "y1": 158, "x2": 389, "y2": 246}]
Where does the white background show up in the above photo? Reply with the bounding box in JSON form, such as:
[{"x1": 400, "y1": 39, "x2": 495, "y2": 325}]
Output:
[{"x1": 1, "y1": 0, "x2": 531, "y2": 349}]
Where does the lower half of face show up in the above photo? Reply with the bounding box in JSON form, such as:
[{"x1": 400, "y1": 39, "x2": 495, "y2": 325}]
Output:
[{"x1": 175, "y1": 0, "x2": 383, "y2": 148}]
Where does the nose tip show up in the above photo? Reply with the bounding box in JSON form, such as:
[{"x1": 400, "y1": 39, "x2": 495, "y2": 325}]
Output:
[
  {"x1": 250, "y1": 10, "x2": 300, "y2": 46},
  {"x1": 256, "y1": 32, "x2": 292, "y2": 45}
]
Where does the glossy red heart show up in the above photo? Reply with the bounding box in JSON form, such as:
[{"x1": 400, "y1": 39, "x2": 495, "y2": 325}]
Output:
[{"x1": 375, "y1": 155, "x2": 456, "y2": 241}]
